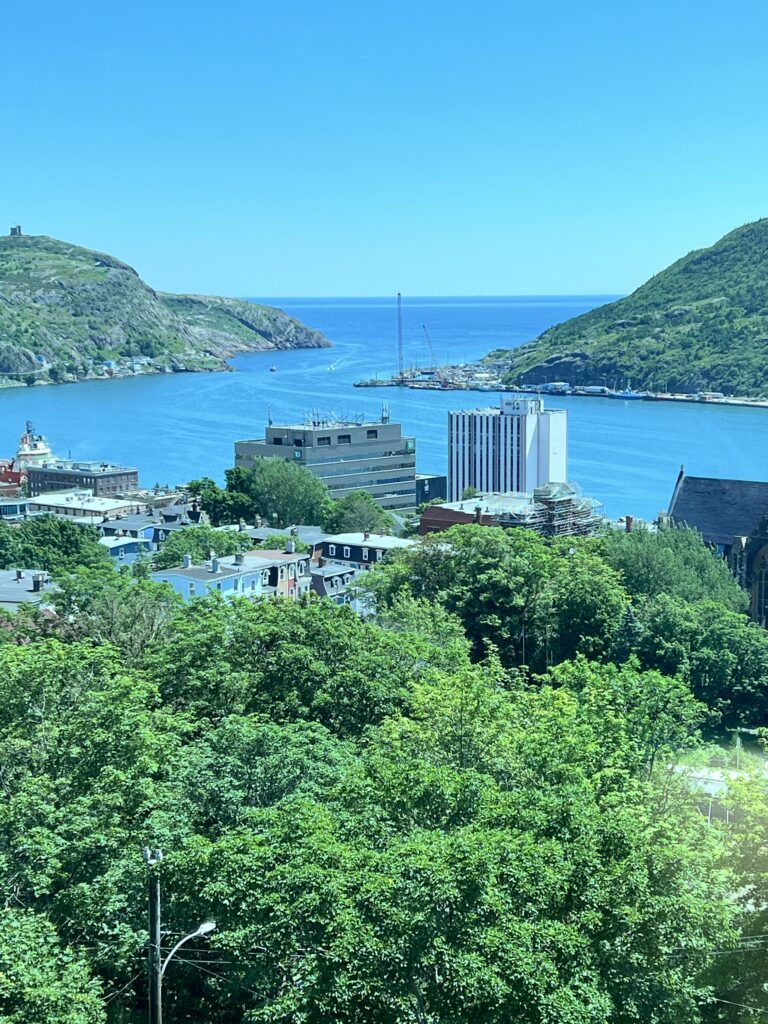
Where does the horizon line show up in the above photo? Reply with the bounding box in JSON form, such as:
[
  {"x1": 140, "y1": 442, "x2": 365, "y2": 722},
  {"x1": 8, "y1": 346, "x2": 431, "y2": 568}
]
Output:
[{"x1": 242, "y1": 292, "x2": 624, "y2": 300}]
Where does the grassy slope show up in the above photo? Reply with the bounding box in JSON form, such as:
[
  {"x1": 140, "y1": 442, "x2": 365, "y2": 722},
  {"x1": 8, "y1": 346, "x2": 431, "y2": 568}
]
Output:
[
  {"x1": 0, "y1": 235, "x2": 329, "y2": 377},
  {"x1": 489, "y1": 218, "x2": 768, "y2": 395}
]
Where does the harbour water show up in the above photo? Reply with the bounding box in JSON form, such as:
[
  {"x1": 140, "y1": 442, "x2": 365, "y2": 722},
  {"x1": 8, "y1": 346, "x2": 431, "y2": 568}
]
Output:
[{"x1": 1, "y1": 295, "x2": 767, "y2": 521}]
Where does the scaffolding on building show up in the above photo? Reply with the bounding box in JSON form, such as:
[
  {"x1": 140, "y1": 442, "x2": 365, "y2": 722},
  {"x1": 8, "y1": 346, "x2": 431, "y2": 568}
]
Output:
[{"x1": 479, "y1": 483, "x2": 602, "y2": 538}]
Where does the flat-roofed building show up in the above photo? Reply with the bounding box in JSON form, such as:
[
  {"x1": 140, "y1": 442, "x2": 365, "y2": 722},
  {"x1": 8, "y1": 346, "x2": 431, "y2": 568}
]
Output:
[
  {"x1": 448, "y1": 397, "x2": 567, "y2": 501},
  {"x1": 235, "y1": 415, "x2": 417, "y2": 512},
  {"x1": 27, "y1": 460, "x2": 139, "y2": 497},
  {"x1": 27, "y1": 489, "x2": 146, "y2": 522}
]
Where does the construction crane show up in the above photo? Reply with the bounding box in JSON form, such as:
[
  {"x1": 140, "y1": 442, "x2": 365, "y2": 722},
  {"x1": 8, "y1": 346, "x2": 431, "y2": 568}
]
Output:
[{"x1": 422, "y1": 324, "x2": 437, "y2": 369}]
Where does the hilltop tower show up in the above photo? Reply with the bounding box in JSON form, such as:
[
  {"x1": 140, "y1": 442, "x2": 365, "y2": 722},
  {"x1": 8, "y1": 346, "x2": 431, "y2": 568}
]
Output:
[{"x1": 9, "y1": 225, "x2": 21, "y2": 237}]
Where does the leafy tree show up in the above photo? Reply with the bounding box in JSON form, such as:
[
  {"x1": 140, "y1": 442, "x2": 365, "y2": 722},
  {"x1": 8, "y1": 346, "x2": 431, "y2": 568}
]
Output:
[
  {"x1": 145, "y1": 595, "x2": 447, "y2": 732},
  {"x1": 322, "y1": 489, "x2": 395, "y2": 535},
  {"x1": 153, "y1": 523, "x2": 251, "y2": 569},
  {"x1": 0, "y1": 516, "x2": 109, "y2": 576},
  {"x1": 595, "y1": 524, "x2": 748, "y2": 612},
  {"x1": 548, "y1": 547, "x2": 629, "y2": 663},
  {"x1": 163, "y1": 653, "x2": 733, "y2": 1024},
  {"x1": 51, "y1": 565, "x2": 181, "y2": 662},
  {"x1": 635, "y1": 594, "x2": 768, "y2": 727},
  {"x1": 0, "y1": 909, "x2": 105, "y2": 1023},
  {"x1": 253, "y1": 533, "x2": 310, "y2": 553},
  {"x1": 362, "y1": 525, "x2": 628, "y2": 671},
  {"x1": 196, "y1": 461, "x2": 331, "y2": 527}
]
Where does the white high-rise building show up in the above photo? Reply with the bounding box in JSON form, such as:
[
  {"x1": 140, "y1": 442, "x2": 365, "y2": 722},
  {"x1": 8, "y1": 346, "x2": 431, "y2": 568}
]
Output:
[{"x1": 448, "y1": 397, "x2": 567, "y2": 501}]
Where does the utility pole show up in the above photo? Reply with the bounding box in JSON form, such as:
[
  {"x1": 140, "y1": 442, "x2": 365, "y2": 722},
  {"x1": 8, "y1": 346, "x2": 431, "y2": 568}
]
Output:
[{"x1": 144, "y1": 847, "x2": 163, "y2": 1024}]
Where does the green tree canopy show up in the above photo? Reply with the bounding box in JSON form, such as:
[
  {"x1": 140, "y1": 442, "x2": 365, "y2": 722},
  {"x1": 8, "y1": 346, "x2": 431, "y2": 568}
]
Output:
[
  {"x1": 0, "y1": 909, "x2": 105, "y2": 1023},
  {"x1": 0, "y1": 516, "x2": 109, "y2": 576},
  {"x1": 321, "y1": 489, "x2": 396, "y2": 535},
  {"x1": 594, "y1": 524, "x2": 748, "y2": 612},
  {"x1": 153, "y1": 523, "x2": 252, "y2": 569},
  {"x1": 195, "y1": 460, "x2": 330, "y2": 528}
]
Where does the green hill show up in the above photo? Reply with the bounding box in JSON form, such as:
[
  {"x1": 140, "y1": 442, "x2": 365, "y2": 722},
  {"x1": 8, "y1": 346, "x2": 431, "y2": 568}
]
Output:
[
  {"x1": 488, "y1": 218, "x2": 768, "y2": 395},
  {"x1": 0, "y1": 234, "x2": 330, "y2": 382}
]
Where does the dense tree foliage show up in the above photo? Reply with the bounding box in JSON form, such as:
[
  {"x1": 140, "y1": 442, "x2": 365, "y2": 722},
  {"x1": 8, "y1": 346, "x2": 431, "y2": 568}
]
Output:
[
  {"x1": 0, "y1": 909, "x2": 105, "y2": 1023},
  {"x1": 191, "y1": 465, "x2": 396, "y2": 535},
  {"x1": 320, "y1": 489, "x2": 396, "y2": 535},
  {"x1": 0, "y1": 515, "x2": 109, "y2": 575},
  {"x1": 1, "y1": 515, "x2": 767, "y2": 1020},
  {"x1": 361, "y1": 524, "x2": 629, "y2": 671},
  {"x1": 0, "y1": 595, "x2": 741, "y2": 1022},
  {"x1": 595, "y1": 524, "x2": 748, "y2": 612},
  {"x1": 190, "y1": 460, "x2": 330, "y2": 528}
]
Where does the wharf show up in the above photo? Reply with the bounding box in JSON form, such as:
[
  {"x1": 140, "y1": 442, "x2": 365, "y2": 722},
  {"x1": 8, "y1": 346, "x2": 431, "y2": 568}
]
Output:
[{"x1": 353, "y1": 368, "x2": 768, "y2": 411}]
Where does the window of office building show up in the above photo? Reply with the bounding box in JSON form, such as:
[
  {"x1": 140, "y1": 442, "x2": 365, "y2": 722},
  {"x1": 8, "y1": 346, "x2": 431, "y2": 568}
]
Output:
[
  {"x1": 366, "y1": 429, "x2": 378, "y2": 439},
  {"x1": 317, "y1": 436, "x2": 331, "y2": 446},
  {"x1": 338, "y1": 434, "x2": 351, "y2": 444},
  {"x1": 273, "y1": 437, "x2": 283, "y2": 445},
  {"x1": 293, "y1": 438, "x2": 303, "y2": 446}
]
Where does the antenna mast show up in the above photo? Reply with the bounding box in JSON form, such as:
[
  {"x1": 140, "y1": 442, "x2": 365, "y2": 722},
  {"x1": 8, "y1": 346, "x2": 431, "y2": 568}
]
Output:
[{"x1": 396, "y1": 292, "x2": 404, "y2": 379}]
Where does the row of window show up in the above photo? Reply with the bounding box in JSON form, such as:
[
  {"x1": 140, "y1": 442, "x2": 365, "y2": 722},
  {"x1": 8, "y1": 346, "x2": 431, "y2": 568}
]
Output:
[
  {"x1": 273, "y1": 429, "x2": 381, "y2": 448},
  {"x1": 327, "y1": 544, "x2": 384, "y2": 562}
]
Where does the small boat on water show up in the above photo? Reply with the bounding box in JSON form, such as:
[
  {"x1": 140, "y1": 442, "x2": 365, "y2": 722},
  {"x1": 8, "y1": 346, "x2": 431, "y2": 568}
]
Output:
[
  {"x1": 608, "y1": 388, "x2": 647, "y2": 400},
  {"x1": 269, "y1": 365, "x2": 277, "y2": 372}
]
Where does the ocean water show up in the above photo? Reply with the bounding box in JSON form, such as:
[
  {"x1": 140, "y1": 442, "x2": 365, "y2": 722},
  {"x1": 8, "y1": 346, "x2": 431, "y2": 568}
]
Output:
[{"x1": 1, "y1": 295, "x2": 767, "y2": 520}]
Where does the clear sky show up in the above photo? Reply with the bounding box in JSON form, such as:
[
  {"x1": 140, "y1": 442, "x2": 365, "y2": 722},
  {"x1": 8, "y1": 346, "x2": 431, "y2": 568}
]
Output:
[{"x1": 3, "y1": 0, "x2": 767, "y2": 296}]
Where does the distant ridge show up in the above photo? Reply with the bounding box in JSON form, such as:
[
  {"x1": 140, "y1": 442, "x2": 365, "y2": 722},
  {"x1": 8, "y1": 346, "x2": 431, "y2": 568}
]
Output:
[
  {"x1": 0, "y1": 234, "x2": 330, "y2": 383},
  {"x1": 486, "y1": 219, "x2": 768, "y2": 396}
]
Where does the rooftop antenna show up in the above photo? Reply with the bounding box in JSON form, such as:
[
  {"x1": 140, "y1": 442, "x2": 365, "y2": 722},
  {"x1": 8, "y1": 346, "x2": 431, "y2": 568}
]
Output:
[
  {"x1": 381, "y1": 401, "x2": 390, "y2": 423},
  {"x1": 396, "y1": 292, "x2": 404, "y2": 379},
  {"x1": 267, "y1": 405, "x2": 273, "y2": 426}
]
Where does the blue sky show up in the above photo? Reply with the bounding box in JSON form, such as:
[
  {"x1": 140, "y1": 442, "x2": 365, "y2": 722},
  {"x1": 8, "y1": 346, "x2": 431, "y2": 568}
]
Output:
[{"x1": 3, "y1": 0, "x2": 767, "y2": 296}]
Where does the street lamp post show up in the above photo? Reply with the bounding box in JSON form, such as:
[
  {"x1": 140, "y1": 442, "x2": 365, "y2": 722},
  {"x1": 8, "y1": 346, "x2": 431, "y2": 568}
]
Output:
[{"x1": 143, "y1": 848, "x2": 216, "y2": 1024}]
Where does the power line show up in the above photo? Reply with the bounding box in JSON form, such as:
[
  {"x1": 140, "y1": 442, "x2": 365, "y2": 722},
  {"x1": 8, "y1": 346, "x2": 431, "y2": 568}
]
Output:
[
  {"x1": 708, "y1": 996, "x2": 768, "y2": 1015},
  {"x1": 173, "y1": 956, "x2": 263, "y2": 1000},
  {"x1": 103, "y1": 971, "x2": 143, "y2": 1005}
]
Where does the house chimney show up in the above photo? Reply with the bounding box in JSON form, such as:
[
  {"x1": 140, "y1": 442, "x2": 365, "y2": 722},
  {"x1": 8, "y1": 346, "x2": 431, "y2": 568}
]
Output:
[
  {"x1": 239, "y1": 518, "x2": 246, "y2": 532},
  {"x1": 235, "y1": 552, "x2": 245, "y2": 565},
  {"x1": 211, "y1": 557, "x2": 220, "y2": 573},
  {"x1": 474, "y1": 504, "x2": 483, "y2": 524},
  {"x1": 254, "y1": 515, "x2": 262, "y2": 528},
  {"x1": 182, "y1": 553, "x2": 192, "y2": 568},
  {"x1": 363, "y1": 530, "x2": 370, "y2": 541},
  {"x1": 15, "y1": 568, "x2": 24, "y2": 581},
  {"x1": 285, "y1": 539, "x2": 296, "y2": 554},
  {"x1": 32, "y1": 572, "x2": 46, "y2": 593},
  {"x1": 625, "y1": 515, "x2": 634, "y2": 533}
]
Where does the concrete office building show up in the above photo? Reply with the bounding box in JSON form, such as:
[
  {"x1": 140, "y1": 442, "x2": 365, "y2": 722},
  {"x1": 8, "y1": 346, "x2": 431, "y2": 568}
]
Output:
[
  {"x1": 27, "y1": 460, "x2": 139, "y2": 498},
  {"x1": 448, "y1": 397, "x2": 567, "y2": 501},
  {"x1": 235, "y1": 414, "x2": 417, "y2": 512}
]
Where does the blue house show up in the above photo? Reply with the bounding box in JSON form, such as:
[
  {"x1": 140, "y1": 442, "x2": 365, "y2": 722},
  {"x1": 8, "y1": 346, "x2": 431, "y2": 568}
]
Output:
[
  {"x1": 151, "y1": 551, "x2": 275, "y2": 601},
  {"x1": 99, "y1": 536, "x2": 154, "y2": 566}
]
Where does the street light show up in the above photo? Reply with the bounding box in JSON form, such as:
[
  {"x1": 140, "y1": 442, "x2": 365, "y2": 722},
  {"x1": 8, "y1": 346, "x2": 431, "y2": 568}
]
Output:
[
  {"x1": 160, "y1": 920, "x2": 217, "y2": 978},
  {"x1": 143, "y1": 848, "x2": 216, "y2": 1024}
]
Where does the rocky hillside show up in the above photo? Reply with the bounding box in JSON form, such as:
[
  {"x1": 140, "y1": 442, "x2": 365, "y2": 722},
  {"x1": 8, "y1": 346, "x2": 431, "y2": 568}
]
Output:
[
  {"x1": 488, "y1": 218, "x2": 768, "y2": 396},
  {"x1": 0, "y1": 234, "x2": 329, "y2": 381}
]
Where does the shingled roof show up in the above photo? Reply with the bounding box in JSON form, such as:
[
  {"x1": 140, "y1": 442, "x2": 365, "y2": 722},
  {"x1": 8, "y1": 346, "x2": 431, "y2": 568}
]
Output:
[{"x1": 668, "y1": 470, "x2": 768, "y2": 546}]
